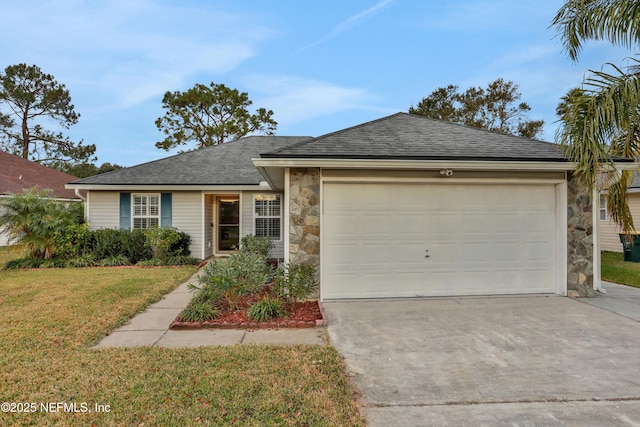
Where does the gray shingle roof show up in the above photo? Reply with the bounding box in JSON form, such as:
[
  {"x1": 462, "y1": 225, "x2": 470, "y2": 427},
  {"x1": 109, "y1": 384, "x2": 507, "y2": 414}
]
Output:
[
  {"x1": 71, "y1": 136, "x2": 311, "y2": 186},
  {"x1": 262, "y1": 112, "x2": 567, "y2": 161}
]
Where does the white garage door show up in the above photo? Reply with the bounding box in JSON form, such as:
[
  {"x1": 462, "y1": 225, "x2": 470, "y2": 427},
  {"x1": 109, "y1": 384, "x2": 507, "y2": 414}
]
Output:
[{"x1": 322, "y1": 182, "x2": 558, "y2": 299}]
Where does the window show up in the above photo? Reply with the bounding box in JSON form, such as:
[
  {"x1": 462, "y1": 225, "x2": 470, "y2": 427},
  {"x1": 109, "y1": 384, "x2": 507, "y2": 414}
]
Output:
[
  {"x1": 254, "y1": 194, "x2": 281, "y2": 240},
  {"x1": 599, "y1": 194, "x2": 607, "y2": 221},
  {"x1": 133, "y1": 194, "x2": 159, "y2": 229}
]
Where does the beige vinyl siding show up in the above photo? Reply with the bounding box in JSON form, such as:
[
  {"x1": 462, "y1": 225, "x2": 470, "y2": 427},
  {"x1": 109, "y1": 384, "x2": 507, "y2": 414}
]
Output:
[
  {"x1": 599, "y1": 193, "x2": 640, "y2": 253},
  {"x1": 241, "y1": 191, "x2": 285, "y2": 259},
  {"x1": 172, "y1": 192, "x2": 204, "y2": 260},
  {"x1": 86, "y1": 191, "x2": 120, "y2": 229},
  {"x1": 0, "y1": 203, "x2": 9, "y2": 246}
]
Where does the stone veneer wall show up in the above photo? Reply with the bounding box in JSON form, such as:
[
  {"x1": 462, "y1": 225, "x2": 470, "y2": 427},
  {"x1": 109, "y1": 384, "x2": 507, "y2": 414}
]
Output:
[
  {"x1": 567, "y1": 172, "x2": 595, "y2": 297},
  {"x1": 289, "y1": 168, "x2": 321, "y2": 268}
]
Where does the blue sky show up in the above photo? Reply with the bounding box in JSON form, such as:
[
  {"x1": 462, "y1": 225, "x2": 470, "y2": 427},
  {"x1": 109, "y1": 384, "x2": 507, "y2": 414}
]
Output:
[{"x1": 0, "y1": 0, "x2": 631, "y2": 166}]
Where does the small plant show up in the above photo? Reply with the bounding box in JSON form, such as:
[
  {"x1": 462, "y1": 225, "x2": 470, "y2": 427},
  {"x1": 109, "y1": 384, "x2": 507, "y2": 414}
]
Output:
[
  {"x1": 136, "y1": 258, "x2": 164, "y2": 267},
  {"x1": 164, "y1": 255, "x2": 199, "y2": 266},
  {"x1": 240, "y1": 234, "x2": 274, "y2": 258},
  {"x1": 3, "y1": 257, "x2": 44, "y2": 269},
  {"x1": 273, "y1": 262, "x2": 318, "y2": 306},
  {"x1": 65, "y1": 255, "x2": 98, "y2": 268},
  {"x1": 180, "y1": 301, "x2": 219, "y2": 322},
  {"x1": 247, "y1": 296, "x2": 284, "y2": 322},
  {"x1": 99, "y1": 255, "x2": 130, "y2": 267}
]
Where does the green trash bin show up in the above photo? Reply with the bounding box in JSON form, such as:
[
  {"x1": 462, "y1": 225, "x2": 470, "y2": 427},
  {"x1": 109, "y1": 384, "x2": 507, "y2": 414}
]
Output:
[{"x1": 619, "y1": 233, "x2": 640, "y2": 262}]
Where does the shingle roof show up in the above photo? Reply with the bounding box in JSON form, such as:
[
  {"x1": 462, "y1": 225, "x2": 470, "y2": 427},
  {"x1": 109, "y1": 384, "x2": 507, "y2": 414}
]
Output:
[
  {"x1": 71, "y1": 136, "x2": 311, "y2": 186},
  {"x1": 0, "y1": 151, "x2": 80, "y2": 199},
  {"x1": 262, "y1": 112, "x2": 567, "y2": 161}
]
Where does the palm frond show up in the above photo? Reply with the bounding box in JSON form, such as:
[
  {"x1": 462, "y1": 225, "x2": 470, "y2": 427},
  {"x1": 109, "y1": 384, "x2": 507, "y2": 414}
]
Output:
[{"x1": 552, "y1": 0, "x2": 640, "y2": 61}]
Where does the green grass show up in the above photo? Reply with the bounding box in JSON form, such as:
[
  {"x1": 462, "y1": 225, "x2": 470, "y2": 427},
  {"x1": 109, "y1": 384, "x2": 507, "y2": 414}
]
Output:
[
  {"x1": 0, "y1": 265, "x2": 363, "y2": 426},
  {"x1": 601, "y1": 251, "x2": 640, "y2": 288}
]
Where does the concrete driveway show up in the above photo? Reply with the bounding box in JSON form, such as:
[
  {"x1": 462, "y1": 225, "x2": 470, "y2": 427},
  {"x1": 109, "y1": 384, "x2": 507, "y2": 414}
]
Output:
[{"x1": 323, "y1": 288, "x2": 640, "y2": 426}]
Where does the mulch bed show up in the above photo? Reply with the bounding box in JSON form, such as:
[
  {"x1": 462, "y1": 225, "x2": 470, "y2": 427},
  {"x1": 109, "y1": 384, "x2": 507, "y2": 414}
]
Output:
[{"x1": 170, "y1": 296, "x2": 323, "y2": 330}]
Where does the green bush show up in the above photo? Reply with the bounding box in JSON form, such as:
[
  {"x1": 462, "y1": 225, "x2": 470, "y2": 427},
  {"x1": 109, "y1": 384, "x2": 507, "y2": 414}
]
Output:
[
  {"x1": 144, "y1": 227, "x2": 191, "y2": 261},
  {"x1": 225, "y1": 251, "x2": 272, "y2": 294},
  {"x1": 54, "y1": 223, "x2": 94, "y2": 259},
  {"x1": 240, "y1": 234, "x2": 274, "y2": 258},
  {"x1": 247, "y1": 296, "x2": 284, "y2": 322},
  {"x1": 273, "y1": 262, "x2": 318, "y2": 305},
  {"x1": 180, "y1": 302, "x2": 219, "y2": 322},
  {"x1": 92, "y1": 228, "x2": 152, "y2": 264}
]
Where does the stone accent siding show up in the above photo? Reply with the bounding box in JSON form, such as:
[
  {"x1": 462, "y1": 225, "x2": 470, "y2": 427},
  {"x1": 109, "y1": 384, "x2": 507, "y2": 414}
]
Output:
[
  {"x1": 289, "y1": 168, "x2": 320, "y2": 268},
  {"x1": 567, "y1": 173, "x2": 595, "y2": 297}
]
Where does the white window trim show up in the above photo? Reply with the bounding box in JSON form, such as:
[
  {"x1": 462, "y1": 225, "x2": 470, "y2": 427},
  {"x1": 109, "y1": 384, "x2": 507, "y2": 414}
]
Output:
[
  {"x1": 132, "y1": 193, "x2": 160, "y2": 230},
  {"x1": 253, "y1": 194, "x2": 283, "y2": 241},
  {"x1": 599, "y1": 193, "x2": 607, "y2": 221}
]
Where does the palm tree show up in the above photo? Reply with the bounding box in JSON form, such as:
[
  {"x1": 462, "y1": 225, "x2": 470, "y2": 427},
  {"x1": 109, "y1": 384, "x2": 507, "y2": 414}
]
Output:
[
  {"x1": 0, "y1": 188, "x2": 82, "y2": 258},
  {"x1": 552, "y1": 0, "x2": 640, "y2": 232}
]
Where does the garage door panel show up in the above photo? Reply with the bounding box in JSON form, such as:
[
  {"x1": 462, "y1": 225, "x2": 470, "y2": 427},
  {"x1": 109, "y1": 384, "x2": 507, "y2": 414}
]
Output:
[{"x1": 322, "y1": 182, "x2": 558, "y2": 299}]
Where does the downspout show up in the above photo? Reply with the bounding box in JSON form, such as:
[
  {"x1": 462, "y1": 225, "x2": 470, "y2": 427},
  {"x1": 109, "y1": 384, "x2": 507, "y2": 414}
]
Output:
[{"x1": 74, "y1": 188, "x2": 86, "y2": 202}]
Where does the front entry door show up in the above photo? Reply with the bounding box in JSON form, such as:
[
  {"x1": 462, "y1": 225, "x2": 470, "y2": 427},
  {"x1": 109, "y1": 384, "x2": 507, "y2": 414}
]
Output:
[{"x1": 216, "y1": 196, "x2": 240, "y2": 253}]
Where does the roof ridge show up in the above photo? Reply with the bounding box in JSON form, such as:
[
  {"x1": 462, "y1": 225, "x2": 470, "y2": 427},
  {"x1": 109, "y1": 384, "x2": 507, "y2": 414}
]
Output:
[{"x1": 264, "y1": 113, "x2": 407, "y2": 156}]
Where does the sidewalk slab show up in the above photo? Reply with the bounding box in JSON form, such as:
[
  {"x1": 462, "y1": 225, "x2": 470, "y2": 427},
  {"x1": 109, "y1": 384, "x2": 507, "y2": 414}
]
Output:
[
  {"x1": 118, "y1": 308, "x2": 183, "y2": 331},
  {"x1": 94, "y1": 330, "x2": 166, "y2": 348},
  {"x1": 156, "y1": 329, "x2": 245, "y2": 347},
  {"x1": 151, "y1": 292, "x2": 192, "y2": 309},
  {"x1": 241, "y1": 328, "x2": 326, "y2": 345}
]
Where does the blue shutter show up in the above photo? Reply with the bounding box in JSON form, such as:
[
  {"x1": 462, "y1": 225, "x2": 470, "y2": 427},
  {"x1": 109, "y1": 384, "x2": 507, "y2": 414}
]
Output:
[
  {"x1": 161, "y1": 193, "x2": 172, "y2": 227},
  {"x1": 119, "y1": 192, "x2": 131, "y2": 229}
]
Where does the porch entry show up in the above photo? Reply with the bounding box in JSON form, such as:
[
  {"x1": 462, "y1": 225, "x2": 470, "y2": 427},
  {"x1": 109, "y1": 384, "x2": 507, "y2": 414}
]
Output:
[{"x1": 214, "y1": 195, "x2": 240, "y2": 253}]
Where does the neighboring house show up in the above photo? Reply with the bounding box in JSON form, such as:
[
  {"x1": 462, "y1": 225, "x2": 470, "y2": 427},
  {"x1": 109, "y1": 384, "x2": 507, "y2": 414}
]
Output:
[
  {"x1": 599, "y1": 173, "x2": 640, "y2": 253},
  {"x1": 67, "y1": 113, "x2": 635, "y2": 299},
  {"x1": 0, "y1": 150, "x2": 82, "y2": 246}
]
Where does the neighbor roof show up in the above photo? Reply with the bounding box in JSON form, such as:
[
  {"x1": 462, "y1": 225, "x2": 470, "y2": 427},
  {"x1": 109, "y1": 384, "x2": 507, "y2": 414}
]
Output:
[
  {"x1": 262, "y1": 112, "x2": 567, "y2": 161},
  {"x1": 70, "y1": 136, "x2": 311, "y2": 186},
  {"x1": 0, "y1": 151, "x2": 80, "y2": 199}
]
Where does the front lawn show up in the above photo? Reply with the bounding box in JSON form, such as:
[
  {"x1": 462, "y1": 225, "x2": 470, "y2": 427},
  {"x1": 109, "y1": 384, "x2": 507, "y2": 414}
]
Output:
[
  {"x1": 601, "y1": 251, "x2": 640, "y2": 288},
  {"x1": 0, "y1": 266, "x2": 363, "y2": 426}
]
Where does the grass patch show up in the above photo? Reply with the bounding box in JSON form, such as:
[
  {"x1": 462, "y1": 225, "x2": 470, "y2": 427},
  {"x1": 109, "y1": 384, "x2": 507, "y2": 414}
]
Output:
[
  {"x1": 0, "y1": 266, "x2": 363, "y2": 426},
  {"x1": 601, "y1": 251, "x2": 640, "y2": 288}
]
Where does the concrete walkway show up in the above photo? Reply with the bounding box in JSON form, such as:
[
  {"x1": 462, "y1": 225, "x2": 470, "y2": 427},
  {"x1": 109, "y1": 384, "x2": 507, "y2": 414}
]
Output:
[
  {"x1": 578, "y1": 280, "x2": 640, "y2": 321},
  {"x1": 94, "y1": 270, "x2": 326, "y2": 348}
]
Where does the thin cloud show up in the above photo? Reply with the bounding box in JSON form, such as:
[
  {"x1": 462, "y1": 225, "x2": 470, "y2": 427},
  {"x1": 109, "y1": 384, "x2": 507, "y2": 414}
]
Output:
[{"x1": 295, "y1": 0, "x2": 394, "y2": 53}]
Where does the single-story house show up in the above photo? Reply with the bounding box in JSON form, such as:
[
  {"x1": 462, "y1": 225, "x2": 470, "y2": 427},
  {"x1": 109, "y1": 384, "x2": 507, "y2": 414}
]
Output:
[
  {"x1": 67, "y1": 112, "x2": 634, "y2": 299},
  {"x1": 0, "y1": 150, "x2": 82, "y2": 246},
  {"x1": 599, "y1": 172, "x2": 640, "y2": 253}
]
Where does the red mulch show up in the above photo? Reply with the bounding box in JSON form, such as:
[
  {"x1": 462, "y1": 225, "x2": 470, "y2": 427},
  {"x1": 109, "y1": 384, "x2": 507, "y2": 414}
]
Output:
[{"x1": 170, "y1": 289, "x2": 323, "y2": 330}]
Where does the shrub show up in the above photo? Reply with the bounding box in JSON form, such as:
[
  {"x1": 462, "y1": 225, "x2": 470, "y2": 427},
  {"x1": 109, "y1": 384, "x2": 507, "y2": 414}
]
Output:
[
  {"x1": 239, "y1": 234, "x2": 274, "y2": 258},
  {"x1": 92, "y1": 228, "x2": 152, "y2": 264},
  {"x1": 273, "y1": 262, "x2": 318, "y2": 305},
  {"x1": 180, "y1": 302, "x2": 219, "y2": 322},
  {"x1": 99, "y1": 255, "x2": 130, "y2": 267},
  {"x1": 54, "y1": 223, "x2": 94, "y2": 259},
  {"x1": 247, "y1": 296, "x2": 284, "y2": 322},
  {"x1": 225, "y1": 251, "x2": 272, "y2": 294},
  {"x1": 144, "y1": 227, "x2": 191, "y2": 261}
]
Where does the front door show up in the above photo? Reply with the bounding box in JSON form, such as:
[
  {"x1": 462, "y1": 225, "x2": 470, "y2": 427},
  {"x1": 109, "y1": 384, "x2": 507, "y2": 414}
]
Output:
[{"x1": 216, "y1": 196, "x2": 240, "y2": 253}]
